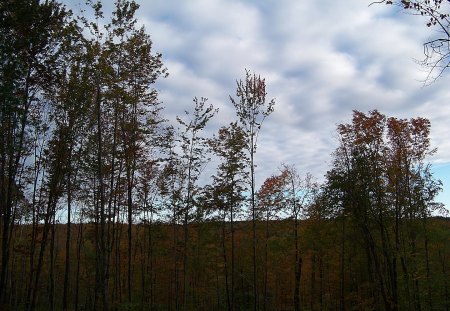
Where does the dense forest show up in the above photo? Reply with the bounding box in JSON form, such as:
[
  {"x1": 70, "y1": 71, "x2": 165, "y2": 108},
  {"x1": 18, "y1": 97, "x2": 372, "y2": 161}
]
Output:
[{"x1": 1, "y1": 0, "x2": 449, "y2": 310}]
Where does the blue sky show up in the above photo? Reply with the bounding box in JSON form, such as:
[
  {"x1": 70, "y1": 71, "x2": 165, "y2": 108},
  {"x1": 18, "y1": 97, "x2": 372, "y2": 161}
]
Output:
[{"x1": 66, "y1": 0, "x2": 450, "y2": 211}]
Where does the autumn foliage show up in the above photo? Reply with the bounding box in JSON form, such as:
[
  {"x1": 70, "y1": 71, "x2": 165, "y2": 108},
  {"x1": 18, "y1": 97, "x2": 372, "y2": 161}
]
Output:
[{"x1": 1, "y1": 1, "x2": 449, "y2": 311}]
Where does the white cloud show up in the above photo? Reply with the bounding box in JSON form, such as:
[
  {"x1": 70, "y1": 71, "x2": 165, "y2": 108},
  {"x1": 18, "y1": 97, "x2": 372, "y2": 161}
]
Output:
[{"x1": 63, "y1": 0, "x2": 450, "y2": 204}]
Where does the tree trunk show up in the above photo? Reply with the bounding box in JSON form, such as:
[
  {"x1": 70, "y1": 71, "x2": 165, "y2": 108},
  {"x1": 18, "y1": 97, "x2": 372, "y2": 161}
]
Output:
[
  {"x1": 250, "y1": 143, "x2": 258, "y2": 311},
  {"x1": 75, "y1": 221, "x2": 84, "y2": 311},
  {"x1": 63, "y1": 155, "x2": 72, "y2": 311},
  {"x1": 230, "y1": 191, "x2": 235, "y2": 311},
  {"x1": 94, "y1": 83, "x2": 108, "y2": 311},
  {"x1": 222, "y1": 215, "x2": 231, "y2": 311},
  {"x1": 29, "y1": 195, "x2": 59, "y2": 311},
  {"x1": 127, "y1": 168, "x2": 133, "y2": 305},
  {"x1": 49, "y1": 214, "x2": 56, "y2": 311},
  {"x1": 263, "y1": 211, "x2": 269, "y2": 311},
  {"x1": 294, "y1": 216, "x2": 301, "y2": 311},
  {"x1": 340, "y1": 216, "x2": 345, "y2": 311},
  {"x1": 0, "y1": 72, "x2": 32, "y2": 304}
]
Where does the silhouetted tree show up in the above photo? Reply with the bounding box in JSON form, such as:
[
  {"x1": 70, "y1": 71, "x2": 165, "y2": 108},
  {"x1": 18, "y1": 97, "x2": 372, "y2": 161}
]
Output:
[
  {"x1": 230, "y1": 70, "x2": 274, "y2": 311},
  {"x1": 374, "y1": 0, "x2": 450, "y2": 82}
]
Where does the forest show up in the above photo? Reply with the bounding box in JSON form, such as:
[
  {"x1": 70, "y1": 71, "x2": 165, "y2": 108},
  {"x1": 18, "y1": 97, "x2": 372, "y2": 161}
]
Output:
[{"x1": 1, "y1": 0, "x2": 450, "y2": 310}]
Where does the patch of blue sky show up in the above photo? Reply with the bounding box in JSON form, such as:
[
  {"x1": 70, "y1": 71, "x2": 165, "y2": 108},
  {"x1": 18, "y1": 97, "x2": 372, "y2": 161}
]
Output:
[{"x1": 431, "y1": 162, "x2": 450, "y2": 211}]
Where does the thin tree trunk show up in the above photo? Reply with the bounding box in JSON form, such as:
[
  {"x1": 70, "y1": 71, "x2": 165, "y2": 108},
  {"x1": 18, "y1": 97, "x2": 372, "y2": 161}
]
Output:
[
  {"x1": 340, "y1": 216, "x2": 345, "y2": 311},
  {"x1": 49, "y1": 214, "x2": 56, "y2": 311},
  {"x1": 183, "y1": 141, "x2": 195, "y2": 311},
  {"x1": 63, "y1": 155, "x2": 72, "y2": 311},
  {"x1": 26, "y1": 141, "x2": 46, "y2": 309},
  {"x1": 171, "y1": 198, "x2": 180, "y2": 311},
  {"x1": 263, "y1": 211, "x2": 269, "y2": 311},
  {"x1": 310, "y1": 252, "x2": 315, "y2": 311},
  {"x1": 222, "y1": 215, "x2": 231, "y2": 311},
  {"x1": 75, "y1": 221, "x2": 84, "y2": 311},
  {"x1": 110, "y1": 157, "x2": 121, "y2": 310},
  {"x1": 230, "y1": 190, "x2": 235, "y2": 311},
  {"x1": 127, "y1": 167, "x2": 133, "y2": 305},
  {"x1": 149, "y1": 213, "x2": 154, "y2": 310},
  {"x1": 95, "y1": 83, "x2": 108, "y2": 311},
  {"x1": 29, "y1": 196, "x2": 58, "y2": 311},
  {"x1": 318, "y1": 254, "x2": 323, "y2": 311},
  {"x1": 294, "y1": 215, "x2": 302, "y2": 311},
  {"x1": 139, "y1": 238, "x2": 145, "y2": 311},
  {"x1": 113, "y1": 217, "x2": 124, "y2": 310},
  {"x1": 28, "y1": 129, "x2": 66, "y2": 311},
  {"x1": 106, "y1": 107, "x2": 119, "y2": 311},
  {"x1": 424, "y1": 226, "x2": 432, "y2": 310},
  {"x1": 250, "y1": 143, "x2": 257, "y2": 311},
  {"x1": 0, "y1": 69, "x2": 31, "y2": 304}
]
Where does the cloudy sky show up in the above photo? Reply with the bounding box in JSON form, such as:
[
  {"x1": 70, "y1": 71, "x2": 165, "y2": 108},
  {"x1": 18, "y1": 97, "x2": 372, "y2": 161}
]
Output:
[{"x1": 67, "y1": 0, "x2": 450, "y2": 209}]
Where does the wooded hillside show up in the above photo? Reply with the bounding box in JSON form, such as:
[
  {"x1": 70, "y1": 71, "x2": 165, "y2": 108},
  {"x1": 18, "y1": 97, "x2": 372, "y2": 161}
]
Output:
[{"x1": 5, "y1": 218, "x2": 450, "y2": 311}]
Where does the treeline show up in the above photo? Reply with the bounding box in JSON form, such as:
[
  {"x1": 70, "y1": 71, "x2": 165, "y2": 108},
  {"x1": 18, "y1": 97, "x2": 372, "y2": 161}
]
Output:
[
  {"x1": 0, "y1": 1, "x2": 448, "y2": 311},
  {"x1": 7, "y1": 217, "x2": 450, "y2": 311}
]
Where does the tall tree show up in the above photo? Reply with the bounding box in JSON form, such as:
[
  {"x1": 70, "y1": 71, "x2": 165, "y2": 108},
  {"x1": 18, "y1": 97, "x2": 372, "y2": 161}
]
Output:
[
  {"x1": 176, "y1": 97, "x2": 217, "y2": 309},
  {"x1": 209, "y1": 122, "x2": 248, "y2": 311},
  {"x1": 76, "y1": 1, "x2": 166, "y2": 309},
  {"x1": 326, "y1": 110, "x2": 442, "y2": 310},
  {"x1": 43, "y1": 20, "x2": 92, "y2": 310},
  {"x1": 28, "y1": 126, "x2": 70, "y2": 311},
  {"x1": 257, "y1": 171, "x2": 287, "y2": 311},
  {"x1": 281, "y1": 165, "x2": 318, "y2": 311},
  {"x1": 157, "y1": 125, "x2": 185, "y2": 311},
  {"x1": 0, "y1": 0, "x2": 70, "y2": 305},
  {"x1": 109, "y1": 0, "x2": 166, "y2": 304},
  {"x1": 136, "y1": 159, "x2": 160, "y2": 309},
  {"x1": 229, "y1": 70, "x2": 275, "y2": 311}
]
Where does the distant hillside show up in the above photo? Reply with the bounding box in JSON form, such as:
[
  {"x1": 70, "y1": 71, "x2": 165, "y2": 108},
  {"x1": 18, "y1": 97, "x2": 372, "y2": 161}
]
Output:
[{"x1": 2, "y1": 217, "x2": 448, "y2": 310}]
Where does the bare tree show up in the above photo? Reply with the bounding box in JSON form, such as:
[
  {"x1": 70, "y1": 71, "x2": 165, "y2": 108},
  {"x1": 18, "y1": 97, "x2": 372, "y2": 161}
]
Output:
[{"x1": 372, "y1": 0, "x2": 450, "y2": 83}]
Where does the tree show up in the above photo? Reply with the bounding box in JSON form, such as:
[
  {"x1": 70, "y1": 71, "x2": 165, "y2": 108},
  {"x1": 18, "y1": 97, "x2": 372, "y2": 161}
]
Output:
[
  {"x1": 28, "y1": 126, "x2": 71, "y2": 311},
  {"x1": 0, "y1": 0, "x2": 71, "y2": 305},
  {"x1": 326, "y1": 109, "x2": 442, "y2": 310},
  {"x1": 257, "y1": 171, "x2": 287, "y2": 311},
  {"x1": 109, "y1": 1, "x2": 166, "y2": 304},
  {"x1": 156, "y1": 125, "x2": 186, "y2": 311},
  {"x1": 230, "y1": 70, "x2": 275, "y2": 310},
  {"x1": 43, "y1": 20, "x2": 93, "y2": 311},
  {"x1": 136, "y1": 159, "x2": 160, "y2": 309},
  {"x1": 176, "y1": 97, "x2": 217, "y2": 309},
  {"x1": 282, "y1": 165, "x2": 318, "y2": 311},
  {"x1": 209, "y1": 122, "x2": 248, "y2": 311},
  {"x1": 76, "y1": 2, "x2": 166, "y2": 309},
  {"x1": 374, "y1": 0, "x2": 450, "y2": 82}
]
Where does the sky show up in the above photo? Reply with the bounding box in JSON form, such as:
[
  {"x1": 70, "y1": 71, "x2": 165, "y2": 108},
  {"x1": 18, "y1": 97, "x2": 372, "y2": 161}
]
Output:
[{"x1": 66, "y1": 0, "x2": 450, "y2": 211}]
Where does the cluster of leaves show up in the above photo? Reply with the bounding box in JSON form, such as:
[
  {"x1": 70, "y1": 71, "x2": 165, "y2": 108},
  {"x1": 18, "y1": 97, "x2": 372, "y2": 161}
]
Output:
[{"x1": 325, "y1": 110, "x2": 444, "y2": 310}]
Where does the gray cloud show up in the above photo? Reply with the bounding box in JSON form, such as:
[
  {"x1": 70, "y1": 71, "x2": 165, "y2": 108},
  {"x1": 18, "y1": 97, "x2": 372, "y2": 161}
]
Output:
[{"x1": 64, "y1": 0, "x2": 450, "y2": 201}]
